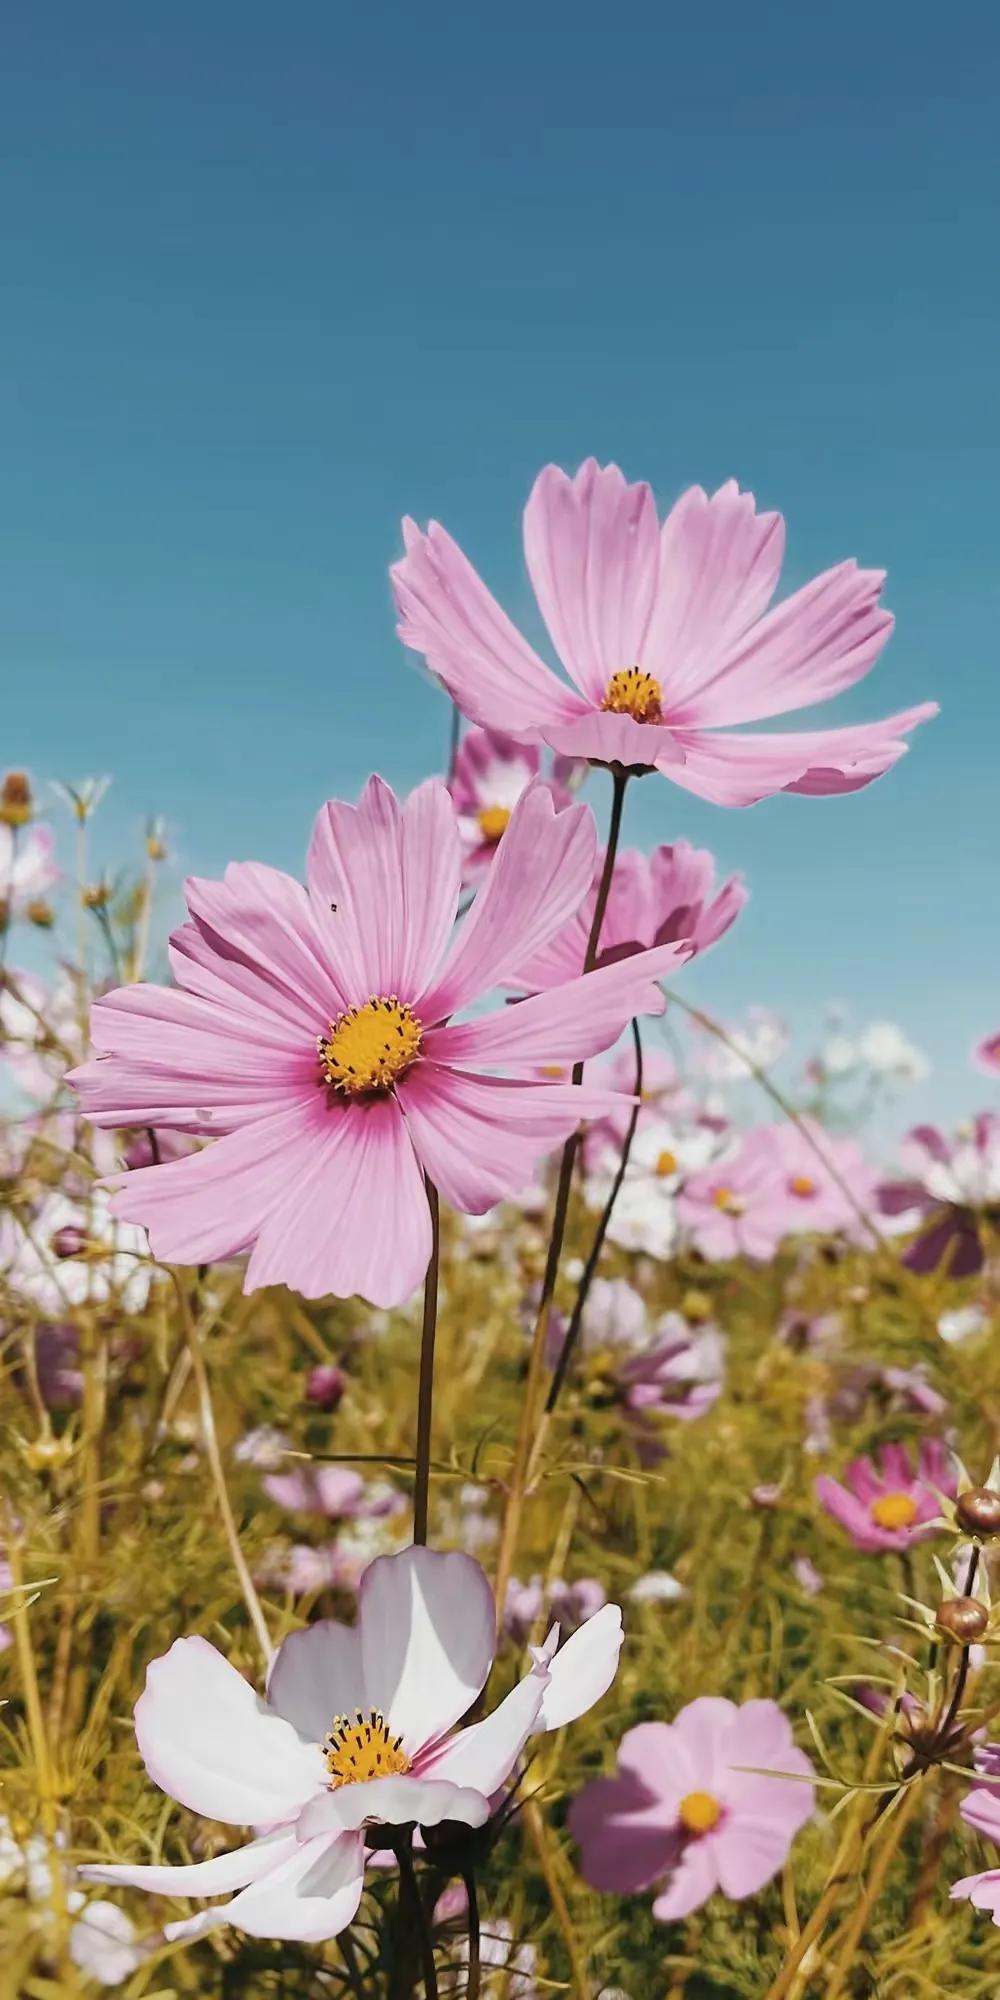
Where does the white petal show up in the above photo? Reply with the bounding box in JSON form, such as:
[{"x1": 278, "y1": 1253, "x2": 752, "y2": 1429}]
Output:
[
  {"x1": 296, "y1": 1775, "x2": 490, "y2": 1839},
  {"x1": 81, "y1": 1829, "x2": 297, "y2": 1898},
  {"x1": 166, "y1": 1832, "x2": 366, "y2": 1946},
  {"x1": 417, "y1": 1662, "x2": 548, "y2": 1795},
  {"x1": 135, "y1": 1636, "x2": 326, "y2": 1826},
  {"x1": 266, "y1": 1621, "x2": 365, "y2": 1742},
  {"x1": 359, "y1": 1547, "x2": 496, "y2": 1752},
  {"x1": 533, "y1": 1605, "x2": 624, "y2": 1731}
]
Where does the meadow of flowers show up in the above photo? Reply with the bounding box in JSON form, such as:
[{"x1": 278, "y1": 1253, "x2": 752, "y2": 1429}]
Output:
[{"x1": 2, "y1": 460, "x2": 999, "y2": 1998}]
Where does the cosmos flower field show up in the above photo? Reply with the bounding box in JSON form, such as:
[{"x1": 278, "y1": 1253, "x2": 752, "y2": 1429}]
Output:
[{"x1": 2, "y1": 462, "x2": 999, "y2": 1997}]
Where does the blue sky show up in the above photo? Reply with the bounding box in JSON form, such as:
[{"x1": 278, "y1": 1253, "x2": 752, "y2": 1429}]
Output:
[{"x1": 2, "y1": 2, "x2": 996, "y2": 1134}]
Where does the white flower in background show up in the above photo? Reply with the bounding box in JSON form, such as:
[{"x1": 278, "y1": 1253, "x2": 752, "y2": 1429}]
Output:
[
  {"x1": 924, "y1": 1130, "x2": 1000, "y2": 1207},
  {"x1": 0, "y1": 822, "x2": 59, "y2": 908},
  {"x1": 938, "y1": 1305, "x2": 988, "y2": 1345},
  {"x1": 0, "y1": 1190, "x2": 151, "y2": 1315},
  {"x1": 69, "y1": 1900, "x2": 148, "y2": 1986},
  {"x1": 629, "y1": 1570, "x2": 685, "y2": 1603},
  {"x1": 0, "y1": 971, "x2": 82, "y2": 1102},
  {"x1": 697, "y1": 1007, "x2": 789, "y2": 1082},
  {"x1": 233, "y1": 1426, "x2": 292, "y2": 1470},
  {"x1": 50, "y1": 776, "x2": 112, "y2": 822},
  {"x1": 587, "y1": 1119, "x2": 721, "y2": 1258},
  {"x1": 819, "y1": 1032, "x2": 859, "y2": 1077},
  {"x1": 857, "y1": 1020, "x2": 929, "y2": 1085}
]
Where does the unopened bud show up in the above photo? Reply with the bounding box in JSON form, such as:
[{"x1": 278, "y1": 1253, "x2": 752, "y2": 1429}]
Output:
[
  {"x1": 25, "y1": 898, "x2": 54, "y2": 928},
  {"x1": 936, "y1": 1596, "x2": 989, "y2": 1643},
  {"x1": 680, "y1": 1288, "x2": 713, "y2": 1325},
  {"x1": 305, "y1": 1364, "x2": 347, "y2": 1412},
  {"x1": 955, "y1": 1487, "x2": 1000, "y2": 1538},
  {"x1": 82, "y1": 882, "x2": 111, "y2": 910},
  {"x1": 51, "y1": 1225, "x2": 87, "y2": 1259},
  {"x1": 145, "y1": 834, "x2": 168, "y2": 861},
  {"x1": 0, "y1": 771, "x2": 33, "y2": 826}
]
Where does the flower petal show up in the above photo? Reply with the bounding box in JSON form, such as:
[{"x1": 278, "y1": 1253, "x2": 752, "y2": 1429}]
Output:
[
  {"x1": 133, "y1": 1637, "x2": 326, "y2": 1826},
  {"x1": 81, "y1": 1829, "x2": 298, "y2": 1898},
  {"x1": 416, "y1": 783, "x2": 597, "y2": 1021},
  {"x1": 643, "y1": 481, "x2": 785, "y2": 706},
  {"x1": 429, "y1": 942, "x2": 686, "y2": 1071},
  {"x1": 165, "y1": 1831, "x2": 366, "y2": 1945},
  {"x1": 182, "y1": 862, "x2": 347, "y2": 1022},
  {"x1": 533, "y1": 1604, "x2": 624, "y2": 1731},
  {"x1": 306, "y1": 777, "x2": 461, "y2": 1004},
  {"x1": 416, "y1": 1660, "x2": 548, "y2": 1794},
  {"x1": 651, "y1": 1838, "x2": 720, "y2": 1921},
  {"x1": 266, "y1": 1621, "x2": 366, "y2": 1743},
  {"x1": 296, "y1": 1775, "x2": 489, "y2": 1840},
  {"x1": 398, "y1": 1064, "x2": 625, "y2": 1215},
  {"x1": 358, "y1": 1546, "x2": 495, "y2": 1753},
  {"x1": 569, "y1": 1771, "x2": 676, "y2": 1894},
  {"x1": 392, "y1": 517, "x2": 584, "y2": 733},
  {"x1": 243, "y1": 1092, "x2": 431, "y2": 1308},
  {"x1": 523, "y1": 460, "x2": 661, "y2": 704},
  {"x1": 659, "y1": 706, "x2": 937, "y2": 806}
]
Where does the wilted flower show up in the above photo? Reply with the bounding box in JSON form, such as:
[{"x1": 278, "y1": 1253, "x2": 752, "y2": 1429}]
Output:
[
  {"x1": 393, "y1": 461, "x2": 934, "y2": 801},
  {"x1": 570, "y1": 1697, "x2": 814, "y2": 1919},
  {"x1": 83, "y1": 1547, "x2": 623, "y2": 1943}
]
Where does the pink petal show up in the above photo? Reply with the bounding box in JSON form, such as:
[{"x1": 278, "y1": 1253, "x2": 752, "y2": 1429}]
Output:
[
  {"x1": 417, "y1": 783, "x2": 597, "y2": 1019},
  {"x1": 306, "y1": 777, "x2": 461, "y2": 1004},
  {"x1": 296, "y1": 1775, "x2": 489, "y2": 1840},
  {"x1": 243, "y1": 1093, "x2": 431, "y2": 1308},
  {"x1": 667, "y1": 559, "x2": 893, "y2": 728},
  {"x1": 398, "y1": 1063, "x2": 624, "y2": 1215},
  {"x1": 358, "y1": 1547, "x2": 496, "y2": 1755},
  {"x1": 417, "y1": 1663, "x2": 548, "y2": 1794},
  {"x1": 430, "y1": 942, "x2": 686, "y2": 1071},
  {"x1": 182, "y1": 862, "x2": 347, "y2": 1022},
  {"x1": 651, "y1": 1838, "x2": 720, "y2": 1921},
  {"x1": 81, "y1": 1829, "x2": 298, "y2": 1898},
  {"x1": 661, "y1": 706, "x2": 937, "y2": 806},
  {"x1": 540, "y1": 709, "x2": 686, "y2": 767},
  {"x1": 392, "y1": 517, "x2": 584, "y2": 732},
  {"x1": 569, "y1": 1773, "x2": 675, "y2": 1894},
  {"x1": 523, "y1": 460, "x2": 661, "y2": 703},
  {"x1": 266, "y1": 1621, "x2": 365, "y2": 1743},
  {"x1": 134, "y1": 1637, "x2": 325, "y2": 1826},
  {"x1": 71, "y1": 982, "x2": 311, "y2": 1134},
  {"x1": 534, "y1": 1604, "x2": 624, "y2": 1730},
  {"x1": 714, "y1": 1814, "x2": 800, "y2": 1898},
  {"x1": 172, "y1": 1830, "x2": 365, "y2": 1945},
  {"x1": 643, "y1": 483, "x2": 785, "y2": 706}
]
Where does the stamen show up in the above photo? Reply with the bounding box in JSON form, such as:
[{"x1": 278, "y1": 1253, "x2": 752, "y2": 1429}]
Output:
[
  {"x1": 601, "y1": 666, "x2": 663, "y2": 725},
  {"x1": 789, "y1": 1174, "x2": 817, "y2": 1199},
  {"x1": 319, "y1": 995, "x2": 423, "y2": 1096},
  {"x1": 712, "y1": 1185, "x2": 746, "y2": 1216},
  {"x1": 324, "y1": 1709, "x2": 411, "y2": 1788},
  {"x1": 476, "y1": 804, "x2": 511, "y2": 844},
  {"x1": 678, "y1": 1790, "x2": 722, "y2": 1834},
  {"x1": 869, "y1": 1491, "x2": 918, "y2": 1531}
]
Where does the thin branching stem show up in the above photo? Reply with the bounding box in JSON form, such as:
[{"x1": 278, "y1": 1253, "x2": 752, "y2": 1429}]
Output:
[{"x1": 413, "y1": 1177, "x2": 441, "y2": 1545}]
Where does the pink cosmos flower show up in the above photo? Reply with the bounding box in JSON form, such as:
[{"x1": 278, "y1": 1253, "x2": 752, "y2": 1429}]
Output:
[
  {"x1": 762, "y1": 1120, "x2": 878, "y2": 1240},
  {"x1": 392, "y1": 461, "x2": 935, "y2": 804},
  {"x1": 570, "y1": 1697, "x2": 815, "y2": 1920},
  {"x1": 676, "y1": 1131, "x2": 789, "y2": 1261},
  {"x1": 82, "y1": 1546, "x2": 623, "y2": 1945},
  {"x1": 814, "y1": 1438, "x2": 954, "y2": 1553},
  {"x1": 975, "y1": 1032, "x2": 1000, "y2": 1078},
  {"x1": 448, "y1": 727, "x2": 575, "y2": 884},
  {"x1": 69, "y1": 777, "x2": 690, "y2": 1308},
  {"x1": 262, "y1": 1464, "x2": 404, "y2": 1522},
  {"x1": 952, "y1": 1749, "x2": 1000, "y2": 1922},
  {"x1": 510, "y1": 840, "x2": 745, "y2": 992}
]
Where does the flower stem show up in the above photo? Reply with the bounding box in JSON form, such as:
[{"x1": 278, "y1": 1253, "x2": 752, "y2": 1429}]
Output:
[
  {"x1": 413, "y1": 1177, "x2": 440, "y2": 1546},
  {"x1": 397, "y1": 1836, "x2": 438, "y2": 2000},
  {"x1": 171, "y1": 1272, "x2": 273, "y2": 1669},
  {"x1": 545, "y1": 1015, "x2": 643, "y2": 1415},
  {"x1": 492, "y1": 766, "x2": 628, "y2": 1611},
  {"x1": 447, "y1": 699, "x2": 462, "y2": 783},
  {"x1": 462, "y1": 1863, "x2": 481, "y2": 2000}
]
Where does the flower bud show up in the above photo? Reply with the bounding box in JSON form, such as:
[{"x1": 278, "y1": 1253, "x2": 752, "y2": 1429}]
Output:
[
  {"x1": 0, "y1": 771, "x2": 33, "y2": 826},
  {"x1": 305, "y1": 1364, "x2": 347, "y2": 1412},
  {"x1": 51, "y1": 1225, "x2": 87, "y2": 1259},
  {"x1": 680, "y1": 1287, "x2": 713, "y2": 1325},
  {"x1": 955, "y1": 1487, "x2": 1000, "y2": 1538},
  {"x1": 935, "y1": 1596, "x2": 989, "y2": 1643},
  {"x1": 25, "y1": 898, "x2": 55, "y2": 928},
  {"x1": 82, "y1": 882, "x2": 111, "y2": 910}
]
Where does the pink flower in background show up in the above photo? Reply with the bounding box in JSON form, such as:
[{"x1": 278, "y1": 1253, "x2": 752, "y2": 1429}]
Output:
[
  {"x1": 448, "y1": 727, "x2": 576, "y2": 883},
  {"x1": 676, "y1": 1132, "x2": 789, "y2": 1261},
  {"x1": 762, "y1": 1121, "x2": 878, "y2": 1240},
  {"x1": 878, "y1": 1119, "x2": 1000, "y2": 1279},
  {"x1": 511, "y1": 840, "x2": 746, "y2": 992},
  {"x1": 70, "y1": 778, "x2": 690, "y2": 1307},
  {"x1": 975, "y1": 1032, "x2": 1000, "y2": 1077},
  {"x1": 0, "y1": 821, "x2": 58, "y2": 912},
  {"x1": 621, "y1": 1314, "x2": 726, "y2": 1429},
  {"x1": 952, "y1": 1748, "x2": 1000, "y2": 1923},
  {"x1": 83, "y1": 1547, "x2": 623, "y2": 1944},
  {"x1": 570, "y1": 1697, "x2": 814, "y2": 1920},
  {"x1": 393, "y1": 460, "x2": 935, "y2": 804},
  {"x1": 814, "y1": 1439, "x2": 954, "y2": 1552},
  {"x1": 262, "y1": 1464, "x2": 404, "y2": 1523}
]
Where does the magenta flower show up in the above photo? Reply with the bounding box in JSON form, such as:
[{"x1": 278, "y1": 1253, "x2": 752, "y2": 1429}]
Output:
[
  {"x1": 814, "y1": 1439, "x2": 954, "y2": 1552},
  {"x1": 878, "y1": 1118, "x2": 1000, "y2": 1278},
  {"x1": 392, "y1": 461, "x2": 935, "y2": 805},
  {"x1": 448, "y1": 726, "x2": 575, "y2": 884},
  {"x1": 953, "y1": 1750, "x2": 1000, "y2": 1923},
  {"x1": 69, "y1": 778, "x2": 690, "y2": 1307},
  {"x1": 510, "y1": 839, "x2": 745, "y2": 992},
  {"x1": 974, "y1": 1032, "x2": 1000, "y2": 1077},
  {"x1": 570, "y1": 1697, "x2": 815, "y2": 1920},
  {"x1": 82, "y1": 1546, "x2": 623, "y2": 1945}
]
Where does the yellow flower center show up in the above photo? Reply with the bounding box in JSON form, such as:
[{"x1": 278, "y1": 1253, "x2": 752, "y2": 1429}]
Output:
[
  {"x1": 325, "y1": 1710, "x2": 411, "y2": 1788},
  {"x1": 678, "y1": 1790, "x2": 722, "y2": 1835},
  {"x1": 601, "y1": 667, "x2": 663, "y2": 725},
  {"x1": 476, "y1": 804, "x2": 511, "y2": 845},
  {"x1": 655, "y1": 1149, "x2": 678, "y2": 1178},
  {"x1": 869, "y1": 1491, "x2": 918, "y2": 1531},
  {"x1": 319, "y1": 996, "x2": 423, "y2": 1096},
  {"x1": 712, "y1": 1185, "x2": 746, "y2": 1215},
  {"x1": 789, "y1": 1175, "x2": 817, "y2": 1198}
]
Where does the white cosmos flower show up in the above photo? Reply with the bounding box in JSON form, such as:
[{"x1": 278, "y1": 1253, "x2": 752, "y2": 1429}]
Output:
[
  {"x1": 0, "y1": 1190, "x2": 151, "y2": 1315},
  {"x1": 857, "y1": 1021, "x2": 929, "y2": 1084},
  {"x1": 587, "y1": 1119, "x2": 721, "y2": 1258},
  {"x1": 83, "y1": 1546, "x2": 623, "y2": 1945}
]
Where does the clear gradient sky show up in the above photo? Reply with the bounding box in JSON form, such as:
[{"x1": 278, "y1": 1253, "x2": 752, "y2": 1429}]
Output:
[{"x1": 2, "y1": 3, "x2": 997, "y2": 1132}]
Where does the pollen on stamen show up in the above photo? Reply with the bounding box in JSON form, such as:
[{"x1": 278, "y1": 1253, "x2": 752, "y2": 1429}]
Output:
[
  {"x1": 601, "y1": 666, "x2": 664, "y2": 725},
  {"x1": 324, "y1": 1708, "x2": 411, "y2": 1788},
  {"x1": 319, "y1": 995, "x2": 423, "y2": 1096}
]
